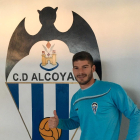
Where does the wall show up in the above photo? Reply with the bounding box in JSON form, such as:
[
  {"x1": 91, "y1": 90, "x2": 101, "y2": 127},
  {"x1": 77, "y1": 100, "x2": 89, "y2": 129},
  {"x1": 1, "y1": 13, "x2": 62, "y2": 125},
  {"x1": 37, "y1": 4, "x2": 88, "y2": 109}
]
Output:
[{"x1": 0, "y1": 0, "x2": 140, "y2": 140}]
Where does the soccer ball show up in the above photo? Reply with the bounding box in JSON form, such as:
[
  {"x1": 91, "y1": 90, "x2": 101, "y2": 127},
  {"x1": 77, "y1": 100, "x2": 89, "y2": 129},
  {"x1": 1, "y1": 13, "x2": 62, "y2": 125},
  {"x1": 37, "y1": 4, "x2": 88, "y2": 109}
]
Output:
[{"x1": 39, "y1": 117, "x2": 61, "y2": 140}]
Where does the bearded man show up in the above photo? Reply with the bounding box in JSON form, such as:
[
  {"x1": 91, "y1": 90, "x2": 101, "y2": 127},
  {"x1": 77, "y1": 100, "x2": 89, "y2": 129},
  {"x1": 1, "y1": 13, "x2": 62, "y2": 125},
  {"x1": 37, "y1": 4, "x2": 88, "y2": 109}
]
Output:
[{"x1": 48, "y1": 51, "x2": 140, "y2": 140}]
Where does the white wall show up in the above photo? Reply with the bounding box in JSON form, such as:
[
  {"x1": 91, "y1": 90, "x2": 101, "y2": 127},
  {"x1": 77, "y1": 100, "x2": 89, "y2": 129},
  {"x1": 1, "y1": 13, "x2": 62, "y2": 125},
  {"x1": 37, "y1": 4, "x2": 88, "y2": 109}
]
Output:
[{"x1": 0, "y1": 0, "x2": 140, "y2": 139}]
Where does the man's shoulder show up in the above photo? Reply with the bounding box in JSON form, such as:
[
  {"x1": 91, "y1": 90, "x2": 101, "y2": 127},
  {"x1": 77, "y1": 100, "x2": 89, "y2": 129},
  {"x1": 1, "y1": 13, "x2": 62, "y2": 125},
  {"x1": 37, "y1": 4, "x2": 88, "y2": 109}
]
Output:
[
  {"x1": 98, "y1": 79, "x2": 122, "y2": 88},
  {"x1": 96, "y1": 79, "x2": 124, "y2": 95},
  {"x1": 99, "y1": 80, "x2": 126, "y2": 97},
  {"x1": 72, "y1": 88, "x2": 80, "y2": 97},
  {"x1": 70, "y1": 88, "x2": 81, "y2": 104}
]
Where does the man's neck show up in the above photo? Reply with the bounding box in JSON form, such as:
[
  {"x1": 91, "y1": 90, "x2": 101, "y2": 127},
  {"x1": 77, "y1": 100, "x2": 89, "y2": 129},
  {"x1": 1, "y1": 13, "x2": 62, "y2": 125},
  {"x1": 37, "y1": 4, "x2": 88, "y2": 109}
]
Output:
[{"x1": 80, "y1": 78, "x2": 95, "y2": 90}]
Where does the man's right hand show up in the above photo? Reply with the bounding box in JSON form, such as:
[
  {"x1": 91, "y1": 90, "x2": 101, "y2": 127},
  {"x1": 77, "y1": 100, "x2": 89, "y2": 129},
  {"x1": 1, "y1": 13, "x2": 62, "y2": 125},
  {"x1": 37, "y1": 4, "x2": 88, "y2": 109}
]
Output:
[{"x1": 48, "y1": 110, "x2": 59, "y2": 128}]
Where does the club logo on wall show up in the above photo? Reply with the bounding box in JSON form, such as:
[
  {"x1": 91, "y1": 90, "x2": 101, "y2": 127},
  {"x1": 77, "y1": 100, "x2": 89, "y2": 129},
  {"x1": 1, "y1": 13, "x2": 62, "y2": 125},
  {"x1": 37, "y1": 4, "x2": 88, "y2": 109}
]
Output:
[
  {"x1": 5, "y1": 6, "x2": 102, "y2": 140},
  {"x1": 40, "y1": 42, "x2": 59, "y2": 71}
]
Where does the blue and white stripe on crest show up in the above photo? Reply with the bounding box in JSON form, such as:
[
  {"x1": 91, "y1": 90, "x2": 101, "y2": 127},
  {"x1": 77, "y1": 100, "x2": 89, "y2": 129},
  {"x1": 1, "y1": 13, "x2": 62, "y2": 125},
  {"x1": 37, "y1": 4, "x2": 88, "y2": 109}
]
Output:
[{"x1": 7, "y1": 83, "x2": 80, "y2": 140}]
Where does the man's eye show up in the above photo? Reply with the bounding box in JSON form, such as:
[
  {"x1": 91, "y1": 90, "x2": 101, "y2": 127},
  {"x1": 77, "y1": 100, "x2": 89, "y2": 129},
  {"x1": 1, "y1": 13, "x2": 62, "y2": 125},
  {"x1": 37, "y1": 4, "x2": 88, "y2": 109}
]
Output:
[{"x1": 74, "y1": 67, "x2": 78, "y2": 69}]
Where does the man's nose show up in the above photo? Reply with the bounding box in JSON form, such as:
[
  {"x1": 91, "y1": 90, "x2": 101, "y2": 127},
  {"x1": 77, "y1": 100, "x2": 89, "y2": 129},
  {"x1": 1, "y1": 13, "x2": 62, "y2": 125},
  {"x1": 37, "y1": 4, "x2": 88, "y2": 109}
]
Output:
[{"x1": 78, "y1": 68, "x2": 84, "y2": 74}]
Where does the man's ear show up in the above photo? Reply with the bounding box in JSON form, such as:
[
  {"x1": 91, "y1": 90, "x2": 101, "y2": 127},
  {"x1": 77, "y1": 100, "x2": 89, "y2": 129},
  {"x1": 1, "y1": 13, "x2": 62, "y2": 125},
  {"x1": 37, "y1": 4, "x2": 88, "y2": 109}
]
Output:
[{"x1": 92, "y1": 65, "x2": 96, "y2": 72}]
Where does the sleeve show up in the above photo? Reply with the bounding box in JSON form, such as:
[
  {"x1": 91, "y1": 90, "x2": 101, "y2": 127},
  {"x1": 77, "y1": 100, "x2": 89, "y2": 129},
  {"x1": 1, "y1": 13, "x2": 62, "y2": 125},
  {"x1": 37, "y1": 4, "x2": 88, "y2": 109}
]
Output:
[
  {"x1": 57, "y1": 96, "x2": 80, "y2": 130},
  {"x1": 112, "y1": 84, "x2": 140, "y2": 140}
]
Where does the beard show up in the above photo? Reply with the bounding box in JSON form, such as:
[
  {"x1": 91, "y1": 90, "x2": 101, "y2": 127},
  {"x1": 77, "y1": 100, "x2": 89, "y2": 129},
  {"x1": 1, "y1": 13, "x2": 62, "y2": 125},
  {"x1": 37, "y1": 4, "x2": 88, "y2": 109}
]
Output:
[{"x1": 75, "y1": 70, "x2": 93, "y2": 85}]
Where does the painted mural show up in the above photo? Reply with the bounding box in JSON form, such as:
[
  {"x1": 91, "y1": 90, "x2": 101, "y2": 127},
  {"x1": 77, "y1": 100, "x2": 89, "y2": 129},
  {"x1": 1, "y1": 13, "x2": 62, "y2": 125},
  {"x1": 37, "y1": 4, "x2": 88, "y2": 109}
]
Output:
[{"x1": 0, "y1": 1, "x2": 140, "y2": 140}]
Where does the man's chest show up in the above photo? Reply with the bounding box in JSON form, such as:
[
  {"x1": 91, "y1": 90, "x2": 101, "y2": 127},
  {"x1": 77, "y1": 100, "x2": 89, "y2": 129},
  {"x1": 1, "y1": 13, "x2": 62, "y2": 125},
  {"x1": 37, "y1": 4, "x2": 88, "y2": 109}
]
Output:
[{"x1": 73, "y1": 95, "x2": 118, "y2": 120}]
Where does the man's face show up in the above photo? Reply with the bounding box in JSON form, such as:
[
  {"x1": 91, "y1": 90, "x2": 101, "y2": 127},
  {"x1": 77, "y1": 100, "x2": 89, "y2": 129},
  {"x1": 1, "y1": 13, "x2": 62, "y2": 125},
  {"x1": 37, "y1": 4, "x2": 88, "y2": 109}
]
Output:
[{"x1": 73, "y1": 60, "x2": 95, "y2": 85}]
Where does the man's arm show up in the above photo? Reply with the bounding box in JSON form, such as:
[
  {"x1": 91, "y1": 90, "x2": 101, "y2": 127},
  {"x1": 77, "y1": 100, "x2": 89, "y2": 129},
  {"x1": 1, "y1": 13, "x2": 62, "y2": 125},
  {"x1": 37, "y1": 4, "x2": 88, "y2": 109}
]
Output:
[
  {"x1": 112, "y1": 84, "x2": 140, "y2": 140},
  {"x1": 57, "y1": 118, "x2": 80, "y2": 130},
  {"x1": 49, "y1": 96, "x2": 80, "y2": 130},
  {"x1": 48, "y1": 110, "x2": 80, "y2": 130}
]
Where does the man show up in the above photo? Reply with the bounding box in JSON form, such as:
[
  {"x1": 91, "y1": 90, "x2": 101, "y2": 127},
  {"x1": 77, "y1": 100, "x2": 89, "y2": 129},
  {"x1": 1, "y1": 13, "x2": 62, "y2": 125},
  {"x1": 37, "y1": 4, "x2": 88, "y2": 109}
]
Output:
[{"x1": 48, "y1": 51, "x2": 140, "y2": 140}]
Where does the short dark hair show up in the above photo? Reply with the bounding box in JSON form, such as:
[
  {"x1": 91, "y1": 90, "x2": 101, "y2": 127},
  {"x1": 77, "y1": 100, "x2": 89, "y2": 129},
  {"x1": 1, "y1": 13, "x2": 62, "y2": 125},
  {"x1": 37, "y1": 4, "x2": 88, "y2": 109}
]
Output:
[{"x1": 72, "y1": 51, "x2": 94, "y2": 66}]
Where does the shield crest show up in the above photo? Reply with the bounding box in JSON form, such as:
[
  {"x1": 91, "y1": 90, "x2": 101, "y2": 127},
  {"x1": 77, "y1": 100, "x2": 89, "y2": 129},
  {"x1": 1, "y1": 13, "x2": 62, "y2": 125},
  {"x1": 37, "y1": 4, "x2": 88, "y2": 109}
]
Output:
[
  {"x1": 5, "y1": 7, "x2": 101, "y2": 138},
  {"x1": 6, "y1": 40, "x2": 81, "y2": 140}
]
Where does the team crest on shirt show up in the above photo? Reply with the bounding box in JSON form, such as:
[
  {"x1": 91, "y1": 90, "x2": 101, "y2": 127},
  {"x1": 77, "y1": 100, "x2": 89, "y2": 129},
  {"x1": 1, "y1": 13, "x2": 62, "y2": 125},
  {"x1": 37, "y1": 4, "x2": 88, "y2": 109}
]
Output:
[{"x1": 91, "y1": 102, "x2": 98, "y2": 114}]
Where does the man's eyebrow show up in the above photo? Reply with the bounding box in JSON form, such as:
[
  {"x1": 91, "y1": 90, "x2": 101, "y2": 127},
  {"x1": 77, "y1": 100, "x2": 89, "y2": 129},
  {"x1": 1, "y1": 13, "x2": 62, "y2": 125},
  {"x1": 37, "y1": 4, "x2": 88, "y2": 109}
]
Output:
[
  {"x1": 73, "y1": 64, "x2": 89, "y2": 67},
  {"x1": 82, "y1": 65, "x2": 89, "y2": 67}
]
